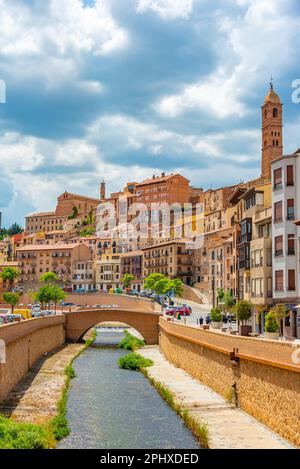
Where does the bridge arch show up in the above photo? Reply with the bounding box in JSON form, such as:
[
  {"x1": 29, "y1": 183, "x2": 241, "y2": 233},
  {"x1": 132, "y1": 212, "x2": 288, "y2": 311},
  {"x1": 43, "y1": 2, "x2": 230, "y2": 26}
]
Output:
[{"x1": 64, "y1": 308, "x2": 161, "y2": 345}]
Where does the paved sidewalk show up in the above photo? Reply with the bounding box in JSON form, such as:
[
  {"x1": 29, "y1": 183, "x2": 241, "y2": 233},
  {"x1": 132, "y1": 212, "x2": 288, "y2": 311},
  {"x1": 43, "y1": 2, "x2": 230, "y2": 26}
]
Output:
[{"x1": 139, "y1": 346, "x2": 294, "y2": 449}]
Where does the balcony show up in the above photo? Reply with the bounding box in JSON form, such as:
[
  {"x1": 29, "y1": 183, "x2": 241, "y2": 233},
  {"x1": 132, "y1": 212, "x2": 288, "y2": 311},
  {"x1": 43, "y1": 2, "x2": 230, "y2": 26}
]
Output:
[
  {"x1": 275, "y1": 249, "x2": 283, "y2": 257},
  {"x1": 238, "y1": 259, "x2": 250, "y2": 270}
]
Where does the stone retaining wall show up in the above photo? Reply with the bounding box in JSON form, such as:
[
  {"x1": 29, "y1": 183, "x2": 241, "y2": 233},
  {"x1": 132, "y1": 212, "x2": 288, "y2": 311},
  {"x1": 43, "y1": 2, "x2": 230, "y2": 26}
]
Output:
[
  {"x1": 0, "y1": 316, "x2": 65, "y2": 402},
  {"x1": 159, "y1": 318, "x2": 300, "y2": 446}
]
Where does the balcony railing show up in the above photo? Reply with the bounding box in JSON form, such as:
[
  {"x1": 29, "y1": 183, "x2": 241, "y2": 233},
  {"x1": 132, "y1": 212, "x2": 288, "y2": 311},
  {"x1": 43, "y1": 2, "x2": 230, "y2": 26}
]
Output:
[{"x1": 275, "y1": 249, "x2": 283, "y2": 257}]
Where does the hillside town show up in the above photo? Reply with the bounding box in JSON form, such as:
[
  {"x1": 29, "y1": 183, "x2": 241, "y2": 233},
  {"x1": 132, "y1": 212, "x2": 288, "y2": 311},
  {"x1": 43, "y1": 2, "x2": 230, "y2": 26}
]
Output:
[{"x1": 1, "y1": 83, "x2": 299, "y2": 340}]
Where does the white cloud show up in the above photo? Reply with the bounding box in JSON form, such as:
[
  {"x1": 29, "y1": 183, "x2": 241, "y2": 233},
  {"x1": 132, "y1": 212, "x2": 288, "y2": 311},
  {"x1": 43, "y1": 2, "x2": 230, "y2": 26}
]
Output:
[
  {"x1": 155, "y1": 0, "x2": 300, "y2": 119},
  {"x1": 149, "y1": 144, "x2": 163, "y2": 155},
  {"x1": 156, "y1": 70, "x2": 247, "y2": 119},
  {"x1": 0, "y1": 0, "x2": 129, "y2": 86},
  {"x1": 136, "y1": 0, "x2": 195, "y2": 20}
]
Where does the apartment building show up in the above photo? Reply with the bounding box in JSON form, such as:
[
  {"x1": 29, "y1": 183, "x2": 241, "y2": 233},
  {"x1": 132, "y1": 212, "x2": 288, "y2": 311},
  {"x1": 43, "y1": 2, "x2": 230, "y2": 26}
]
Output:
[
  {"x1": 121, "y1": 251, "x2": 143, "y2": 292},
  {"x1": 235, "y1": 185, "x2": 271, "y2": 301},
  {"x1": 17, "y1": 243, "x2": 92, "y2": 290},
  {"x1": 72, "y1": 261, "x2": 95, "y2": 292},
  {"x1": 97, "y1": 173, "x2": 203, "y2": 249},
  {"x1": 271, "y1": 151, "x2": 300, "y2": 338},
  {"x1": 142, "y1": 239, "x2": 194, "y2": 285},
  {"x1": 95, "y1": 253, "x2": 122, "y2": 291},
  {"x1": 26, "y1": 191, "x2": 101, "y2": 234}
]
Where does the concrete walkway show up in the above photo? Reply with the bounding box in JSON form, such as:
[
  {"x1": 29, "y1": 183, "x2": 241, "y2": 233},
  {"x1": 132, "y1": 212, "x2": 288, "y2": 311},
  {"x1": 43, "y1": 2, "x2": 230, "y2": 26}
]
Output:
[
  {"x1": 0, "y1": 344, "x2": 84, "y2": 425},
  {"x1": 139, "y1": 346, "x2": 294, "y2": 449}
]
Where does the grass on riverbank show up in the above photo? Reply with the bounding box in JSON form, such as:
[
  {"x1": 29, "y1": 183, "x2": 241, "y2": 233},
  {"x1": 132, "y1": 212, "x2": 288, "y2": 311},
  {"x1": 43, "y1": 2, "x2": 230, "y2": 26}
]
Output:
[
  {"x1": 0, "y1": 329, "x2": 98, "y2": 449},
  {"x1": 50, "y1": 329, "x2": 97, "y2": 442},
  {"x1": 143, "y1": 371, "x2": 210, "y2": 449},
  {"x1": 118, "y1": 330, "x2": 145, "y2": 351},
  {"x1": 0, "y1": 416, "x2": 52, "y2": 449},
  {"x1": 118, "y1": 352, "x2": 153, "y2": 370}
]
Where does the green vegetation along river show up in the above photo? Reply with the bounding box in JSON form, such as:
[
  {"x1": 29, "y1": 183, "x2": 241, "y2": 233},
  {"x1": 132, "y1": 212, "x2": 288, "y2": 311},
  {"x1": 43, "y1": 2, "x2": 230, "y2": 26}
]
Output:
[{"x1": 58, "y1": 328, "x2": 201, "y2": 449}]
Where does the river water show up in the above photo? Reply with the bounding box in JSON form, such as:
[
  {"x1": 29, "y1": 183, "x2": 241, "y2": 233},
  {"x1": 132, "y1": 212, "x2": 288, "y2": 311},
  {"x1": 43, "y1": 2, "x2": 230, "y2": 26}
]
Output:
[{"x1": 59, "y1": 328, "x2": 200, "y2": 449}]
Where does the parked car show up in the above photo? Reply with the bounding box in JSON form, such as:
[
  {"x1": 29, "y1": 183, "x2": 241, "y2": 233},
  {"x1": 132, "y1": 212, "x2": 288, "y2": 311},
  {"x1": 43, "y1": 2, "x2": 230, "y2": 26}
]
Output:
[
  {"x1": 60, "y1": 301, "x2": 75, "y2": 307},
  {"x1": 165, "y1": 307, "x2": 176, "y2": 316},
  {"x1": 181, "y1": 304, "x2": 192, "y2": 315},
  {"x1": 0, "y1": 315, "x2": 8, "y2": 324},
  {"x1": 6, "y1": 314, "x2": 23, "y2": 323}
]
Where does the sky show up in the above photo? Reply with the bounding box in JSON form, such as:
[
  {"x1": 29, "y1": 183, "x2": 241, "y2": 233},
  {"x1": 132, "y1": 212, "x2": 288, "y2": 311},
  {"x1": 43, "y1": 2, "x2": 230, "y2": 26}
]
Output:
[{"x1": 0, "y1": 0, "x2": 300, "y2": 226}]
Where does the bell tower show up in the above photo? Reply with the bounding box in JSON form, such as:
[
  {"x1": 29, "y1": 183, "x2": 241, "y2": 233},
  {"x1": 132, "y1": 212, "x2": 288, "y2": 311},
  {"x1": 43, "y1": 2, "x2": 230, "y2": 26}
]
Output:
[{"x1": 261, "y1": 80, "x2": 283, "y2": 180}]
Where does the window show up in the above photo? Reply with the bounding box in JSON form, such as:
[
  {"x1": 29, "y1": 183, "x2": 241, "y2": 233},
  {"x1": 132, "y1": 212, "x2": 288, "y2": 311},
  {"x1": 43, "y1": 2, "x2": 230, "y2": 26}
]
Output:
[
  {"x1": 275, "y1": 270, "x2": 283, "y2": 291},
  {"x1": 286, "y1": 165, "x2": 294, "y2": 186},
  {"x1": 287, "y1": 199, "x2": 295, "y2": 220},
  {"x1": 275, "y1": 236, "x2": 283, "y2": 257},
  {"x1": 288, "y1": 234, "x2": 295, "y2": 255},
  {"x1": 273, "y1": 168, "x2": 282, "y2": 190},
  {"x1": 274, "y1": 201, "x2": 283, "y2": 223},
  {"x1": 288, "y1": 270, "x2": 296, "y2": 291},
  {"x1": 273, "y1": 108, "x2": 278, "y2": 118}
]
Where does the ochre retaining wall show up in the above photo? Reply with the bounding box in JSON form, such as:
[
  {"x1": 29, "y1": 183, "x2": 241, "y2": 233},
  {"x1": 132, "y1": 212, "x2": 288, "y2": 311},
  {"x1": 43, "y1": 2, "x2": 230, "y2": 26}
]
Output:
[
  {"x1": 0, "y1": 316, "x2": 65, "y2": 402},
  {"x1": 159, "y1": 318, "x2": 300, "y2": 446}
]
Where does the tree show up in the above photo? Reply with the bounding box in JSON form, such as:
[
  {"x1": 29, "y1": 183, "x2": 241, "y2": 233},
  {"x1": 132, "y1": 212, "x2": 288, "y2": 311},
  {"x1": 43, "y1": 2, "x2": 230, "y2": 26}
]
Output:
[
  {"x1": 217, "y1": 288, "x2": 225, "y2": 306},
  {"x1": 151, "y1": 278, "x2": 170, "y2": 311},
  {"x1": 169, "y1": 278, "x2": 184, "y2": 299},
  {"x1": 40, "y1": 272, "x2": 60, "y2": 285},
  {"x1": 0, "y1": 267, "x2": 20, "y2": 291},
  {"x1": 121, "y1": 274, "x2": 135, "y2": 290},
  {"x1": 270, "y1": 304, "x2": 289, "y2": 336},
  {"x1": 144, "y1": 273, "x2": 165, "y2": 292},
  {"x1": 35, "y1": 285, "x2": 54, "y2": 310},
  {"x1": 234, "y1": 300, "x2": 252, "y2": 325},
  {"x1": 7, "y1": 223, "x2": 23, "y2": 236},
  {"x1": 51, "y1": 285, "x2": 66, "y2": 313},
  {"x1": 68, "y1": 205, "x2": 79, "y2": 220},
  {"x1": 3, "y1": 292, "x2": 20, "y2": 314},
  {"x1": 223, "y1": 290, "x2": 236, "y2": 313},
  {"x1": 80, "y1": 227, "x2": 96, "y2": 237},
  {"x1": 210, "y1": 307, "x2": 222, "y2": 323},
  {"x1": 35, "y1": 284, "x2": 66, "y2": 312},
  {"x1": 265, "y1": 312, "x2": 280, "y2": 333}
]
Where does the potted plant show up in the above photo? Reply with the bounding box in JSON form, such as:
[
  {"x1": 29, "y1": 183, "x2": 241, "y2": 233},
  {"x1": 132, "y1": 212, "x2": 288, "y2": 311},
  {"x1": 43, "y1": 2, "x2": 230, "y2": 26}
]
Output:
[
  {"x1": 235, "y1": 300, "x2": 252, "y2": 336},
  {"x1": 210, "y1": 307, "x2": 223, "y2": 329},
  {"x1": 264, "y1": 312, "x2": 280, "y2": 340}
]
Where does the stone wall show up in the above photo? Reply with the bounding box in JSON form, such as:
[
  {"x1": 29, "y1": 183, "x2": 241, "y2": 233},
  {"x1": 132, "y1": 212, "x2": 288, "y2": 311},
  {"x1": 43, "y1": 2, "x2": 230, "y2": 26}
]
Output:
[
  {"x1": 0, "y1": 316, "x2": 65, "y2": 402},
  {"x1": 159, "y1": 318, "x2": 300, "y2": 446}
]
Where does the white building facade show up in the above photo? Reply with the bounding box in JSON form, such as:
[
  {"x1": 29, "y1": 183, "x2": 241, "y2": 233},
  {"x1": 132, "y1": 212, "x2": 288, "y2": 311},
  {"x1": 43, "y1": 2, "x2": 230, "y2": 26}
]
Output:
[{"x1": 271, "y1": 151, "x2": 300, "y2": 338}]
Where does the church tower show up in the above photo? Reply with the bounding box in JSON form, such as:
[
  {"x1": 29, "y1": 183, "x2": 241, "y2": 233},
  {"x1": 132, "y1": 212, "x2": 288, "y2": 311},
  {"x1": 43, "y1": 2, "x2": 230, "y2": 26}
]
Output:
[{"x1": 261, "y1": 81, "x2": 283, "y2": 179}]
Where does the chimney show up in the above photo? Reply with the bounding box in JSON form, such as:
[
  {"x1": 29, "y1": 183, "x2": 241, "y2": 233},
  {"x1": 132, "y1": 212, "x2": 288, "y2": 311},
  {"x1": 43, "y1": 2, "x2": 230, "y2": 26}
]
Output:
[
  {"x1": 161, "y1": 172, "x2": 165, "y2": 177},
  {"x1": 100, "y1": 180, "x2": 106, "y2": 200}
]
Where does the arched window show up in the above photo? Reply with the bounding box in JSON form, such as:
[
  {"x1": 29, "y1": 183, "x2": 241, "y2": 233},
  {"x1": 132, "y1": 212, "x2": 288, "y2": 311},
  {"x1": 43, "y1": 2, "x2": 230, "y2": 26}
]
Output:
[
  {"x1": 273, "y1": 108, "x2": 278, "y2": 118},
  {"x1": 264, "y1": 109, "x2": 267, "y2": 119}
]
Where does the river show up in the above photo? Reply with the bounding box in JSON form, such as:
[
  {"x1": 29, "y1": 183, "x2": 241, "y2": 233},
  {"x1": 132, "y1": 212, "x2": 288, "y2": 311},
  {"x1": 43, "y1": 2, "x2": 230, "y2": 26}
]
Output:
[{"x1": 58, "y1": 327, "x2": 201, "y2": 449}]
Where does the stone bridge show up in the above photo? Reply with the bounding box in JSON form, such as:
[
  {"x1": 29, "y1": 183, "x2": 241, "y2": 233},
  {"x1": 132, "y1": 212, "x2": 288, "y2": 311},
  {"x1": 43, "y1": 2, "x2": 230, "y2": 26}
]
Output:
[{"x1": 64, "y1": 293, "x2": 162, "y2": 344}]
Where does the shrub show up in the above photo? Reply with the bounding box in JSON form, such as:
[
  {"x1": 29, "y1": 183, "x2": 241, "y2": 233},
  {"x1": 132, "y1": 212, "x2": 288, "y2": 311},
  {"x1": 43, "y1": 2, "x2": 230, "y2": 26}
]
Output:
[
  {"x1": 234, "y1": 300, "x2": 252, "y2": 325},
  {"x1": 265, "y1": 312, "x2": 280, "y2": 333},
  {"x1": 210, "y1": 307, "x2": 222, "y2": 322},
  {"x1": 118, "y1": 331, "x2": 145, "y2": 351},
  {"x1": 0, "y1": 416, "x2": 49, "y2": 449},
  {"x1": 118, "y1": 353, "x2": 153, "y2": 370}
]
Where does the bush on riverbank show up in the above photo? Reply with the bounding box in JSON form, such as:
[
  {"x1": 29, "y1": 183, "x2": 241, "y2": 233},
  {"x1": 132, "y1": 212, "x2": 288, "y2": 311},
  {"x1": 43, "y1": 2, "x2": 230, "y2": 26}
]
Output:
[
  {"x1": 118, "y1": 352, "x2": 153, "y2": 370},
  {"x1": 0, "y1": 416, "x2": 50, "y2": 449},
  {"x1": 118, "y1": 331, "x2": 145, "y2": 351}
]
